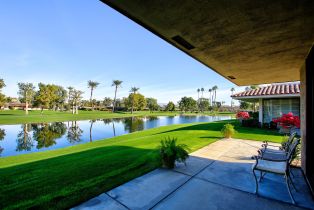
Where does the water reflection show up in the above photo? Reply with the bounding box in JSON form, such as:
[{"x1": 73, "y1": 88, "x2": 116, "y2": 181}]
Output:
[
  {"x1": 32, "y1": 123, "x2": 67, "y2": 149},
  {"x1": 123, "y1": 117, "x2": 144, "y2": 132},
  {"x1": 0, "y1": 115, "x2": 232, "y2": 157},
  {"x1": 67, "y1": 121, "x2": 83, "y2": 143},
  {"x1": 102, "y1": 118, "x2": 117, "y2": 137},
  {"x1": 16, "y1": 124, "x2": 33, "y2": 151},
  {"x1": 0, "y1": 128, "x2": 5, "y2": 156}
]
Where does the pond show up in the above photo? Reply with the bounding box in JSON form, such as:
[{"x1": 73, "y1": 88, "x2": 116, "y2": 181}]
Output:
[{"x1": 0, "y1": 115, "x2": 232, "y2": 157}]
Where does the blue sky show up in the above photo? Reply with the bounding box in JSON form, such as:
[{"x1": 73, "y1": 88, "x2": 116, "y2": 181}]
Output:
[{"x1": 0, "y1": 0, "x2": 245, "y2": 105}]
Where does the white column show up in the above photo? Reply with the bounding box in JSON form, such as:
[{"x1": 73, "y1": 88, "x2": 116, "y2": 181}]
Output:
[{"x1": 259, "y1": 98, "x2": 263, "y2": 124}]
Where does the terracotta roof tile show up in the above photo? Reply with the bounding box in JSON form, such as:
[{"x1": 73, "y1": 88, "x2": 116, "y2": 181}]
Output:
[{"x1": 231, "y1": 82, "x2": 300, "y2": 98}]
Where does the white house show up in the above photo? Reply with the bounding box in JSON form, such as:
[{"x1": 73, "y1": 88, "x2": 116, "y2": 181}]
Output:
[{"x1": 231, "y1": 82, "x2": 300, "y2": 124}]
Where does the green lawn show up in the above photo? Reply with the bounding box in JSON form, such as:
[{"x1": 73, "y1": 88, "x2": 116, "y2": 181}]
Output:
[
  {"x1": 0, "y1": 110, "x2": 234, "y2": 125},
  {"x1": 0, "y1": 120, "x2": 282, "y2": 210}
]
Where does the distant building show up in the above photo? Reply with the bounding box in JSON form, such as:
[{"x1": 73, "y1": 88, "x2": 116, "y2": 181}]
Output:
[{"x1": 5, "y1": 102, "x2": 32, "y2": 110}]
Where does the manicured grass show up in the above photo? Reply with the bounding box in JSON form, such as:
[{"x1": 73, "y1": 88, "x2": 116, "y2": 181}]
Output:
[
  {"x1": 0, "y1": 110, "x2": 234, "y2": 125},
  {"x1": 0, "y1": 120, "x2": 282, "y2": 210}
]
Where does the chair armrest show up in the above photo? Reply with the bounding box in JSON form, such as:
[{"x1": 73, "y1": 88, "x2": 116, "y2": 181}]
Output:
[{"x1": 260, "y1": 156, "x2": 288, "y2": 162}]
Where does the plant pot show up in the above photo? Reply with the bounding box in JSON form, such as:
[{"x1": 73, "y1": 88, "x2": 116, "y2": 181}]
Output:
[{"x1": 162, "y1": 155, "x2": 176, "y2": 169}]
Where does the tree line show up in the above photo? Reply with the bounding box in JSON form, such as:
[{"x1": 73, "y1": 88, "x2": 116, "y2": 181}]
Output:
[
  {"x1": 0, "y1": 78, "x2": 251, "y2": 114},
  {"x1": 0, "y1": 78, "x2": 162, "y2": 114}
]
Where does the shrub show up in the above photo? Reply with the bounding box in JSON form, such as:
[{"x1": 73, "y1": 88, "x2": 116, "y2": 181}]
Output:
[
  {"x1": 242, "y1": 119, "x2": 259, "y2": 127},
  {"x1": 236, "y1": 111, "x2": 250, "y2": 120},
  {"x1": 273, "y1": 112, "x2": 300, "y2": 128},
  {"x1": 221, "y1": 123, "x2": 236, "y2": 139},
  {"x1": 159, "y1": 137, "x2": 190, "y2": 169}
]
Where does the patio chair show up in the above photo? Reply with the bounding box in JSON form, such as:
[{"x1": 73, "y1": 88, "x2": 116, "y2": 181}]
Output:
[
  {"x1": 252, "y1": 137, "x2": 300, "y2": 204},
  {"x1": 261, "y1": 132, "x2": 297, "y2": 153},
  {"x1": 258, "y1": 132, "x2": 297, "y2": 160}
]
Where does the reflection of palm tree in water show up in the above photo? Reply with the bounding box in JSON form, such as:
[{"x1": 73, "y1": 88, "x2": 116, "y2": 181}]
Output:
[
  {"x1": 67, "y1": 121, "x2": 83, "y2": 143},
  {"x1": 103, "y1": 118, "x2": 117, "y2": 137},
  {"x1": 0, "y1": 128, "x2": 5, "y2": 156},
  {"x1": 16, "y1": 124, "x2": 33, "y2": 151},
  {"x1": 89, "y1": 120, "x2": 96, "y2": 142},
  {"x1": 112, "y1": 121, "x2": 116, "y2": 136}
]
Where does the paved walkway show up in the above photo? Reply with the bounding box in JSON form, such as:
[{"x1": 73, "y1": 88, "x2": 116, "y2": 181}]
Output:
[{"x1": 72, "y1": 139, "x2": 314, "y2": 210}]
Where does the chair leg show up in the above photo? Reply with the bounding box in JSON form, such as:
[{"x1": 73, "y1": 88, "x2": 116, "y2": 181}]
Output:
[
  {"x1": 290, "y1": 169, "x2": 295, "y2": 178},
  {"x1": 253, "y1": 169, "x2": 259, "y2": 194},
  {"x1": 259, "y1": 171, "x2": 263, "y2": 182},
  {"x1": 285, "y1": 172, "x2": 296, "y2": 204},
  {"x1": 288, "y1": 173, "x2": 297, "y2": 192},
  {"x1": 260, "y1": 172, "x2": 267, "y2": 181}
]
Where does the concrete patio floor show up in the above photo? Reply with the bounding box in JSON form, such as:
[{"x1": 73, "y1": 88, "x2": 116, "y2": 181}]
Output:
[{"x1": 72, "y1": 139, "x2": 314, "y2": 210}]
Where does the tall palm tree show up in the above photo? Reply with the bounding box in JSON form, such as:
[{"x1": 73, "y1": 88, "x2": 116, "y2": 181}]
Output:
[
  {"x1": 201, "y1": 87, "x2": 204, "y2": 98},
  {"x1": 67, "y1": 86, "x2": 74, "y2": 112},
  {"x1": 87, "y1": 80, "x2": 99, "y2": 110},
  {"x1": 230, "y1": 87, "x2": 235, "y2": 108},
  {"x1": 112, "y1": 80, "x2": 123, "y2": 112},
  {"x1": 208, "y1": 88, "x2": 212, "y2": 106},
  {"x1": 197, "y1": 88, "x2": 200, "y2": 101},
  {"x1": 212, "y1": 86, "x2": 218, "y2": 106},
  {"x1": 130, "y1": 87, "x2": 139, "y2": 114}
]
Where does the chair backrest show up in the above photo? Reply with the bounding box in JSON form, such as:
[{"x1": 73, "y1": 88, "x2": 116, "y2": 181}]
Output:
[
  {"x1": 284, "y1": 132, "x2": 297, "y2": 152},
  {"x1": 286, "y1": 137, "x2": 300, "y2": 162}
]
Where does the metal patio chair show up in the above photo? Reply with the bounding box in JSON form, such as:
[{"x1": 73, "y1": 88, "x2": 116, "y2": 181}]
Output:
[
  {"x1": 252, "y1": 137, "x2": 300, "y2": 204},
  {"x1": 261, "y1": 132, "x2": 297, "y2": 154},
  {"x1": 258, "y1": 132, "x2": 298, "y2": 161}
]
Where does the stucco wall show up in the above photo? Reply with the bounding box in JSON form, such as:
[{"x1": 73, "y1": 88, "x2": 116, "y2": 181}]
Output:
[{"x1": 300, "y1": 63, "x2": 306, "y2": 173}]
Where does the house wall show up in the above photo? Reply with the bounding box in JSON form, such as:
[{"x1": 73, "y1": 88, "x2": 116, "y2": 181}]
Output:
[
  {"x1": 301, "y1": 45, "x2": 314, "y2": 192},
  {"x1": 262, "y1": 98, "x2": 300, "y2": 123}
]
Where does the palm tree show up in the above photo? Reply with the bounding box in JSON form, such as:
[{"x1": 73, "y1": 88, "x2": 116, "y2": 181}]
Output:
[
  {"x1": 87, "y1": 80, "x2": 99, "y2": 110},
  {"x1": 130, "y1": 87, "x2": 139, "y2": 114},
  {"x1": 230, "y1": 87, "x2": 235, "y2": 108},
  {"x1": 201, "y1": 87, "x2": 204, "y2": 98},
  {"x1": 197, "y1": 88, "x2": 200, "y2": 101},
  {"x1": 67, "y1": 86, "x2": 74, "y2": 111},
  {"x1": 112, "y1": 80, "x2": 123, "y2": 112},
  {"x1": 208, "y1": 89, "x2": 212, "y2": 106},
  {"x1": 212, "y1": 86, "x2": 218, "y2": 106}
]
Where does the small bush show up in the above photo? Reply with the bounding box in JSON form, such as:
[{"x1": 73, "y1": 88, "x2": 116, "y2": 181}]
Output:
[
  {"x1": 221, "y1": 123, "x2": 236, "y2": 139},
  {"x1": 159, "y1": 137, "x2": 190, "y2": 169}
]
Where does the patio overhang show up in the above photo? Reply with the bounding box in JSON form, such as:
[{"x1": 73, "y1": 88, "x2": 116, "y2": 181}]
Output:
[
  {"x1": 100, "y1": 0, "x2": 314, "y2": 194},
  {"x1": 100, "y1": 0, "x2": 314, "y2": 86}
]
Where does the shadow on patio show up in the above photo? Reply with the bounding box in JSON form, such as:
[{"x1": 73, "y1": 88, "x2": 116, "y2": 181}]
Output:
[{"x1": 73, "y1": 139, "x2": 314, "y2": 210}]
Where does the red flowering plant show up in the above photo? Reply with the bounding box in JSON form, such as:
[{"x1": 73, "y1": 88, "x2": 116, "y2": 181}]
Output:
[
  {"x1": 273, "y1": 112, "x2": 300, "y2": 129},
  {"x1": 236, "y1": 111, "x2": 250, "y2": 120}
]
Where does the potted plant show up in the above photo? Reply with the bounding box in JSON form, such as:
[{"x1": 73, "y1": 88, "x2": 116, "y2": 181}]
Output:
[
  {"x1": 273, "y1": 112, "x2": 300, "y2": 134},
  {"x1": 221, "y1": 123, "x2": 236, "y2": 139},
  {"x1": 159, "y1": 137, "x2": 190, "y2": 169}
]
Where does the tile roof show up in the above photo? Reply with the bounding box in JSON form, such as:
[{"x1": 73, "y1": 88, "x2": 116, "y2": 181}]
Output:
[{"x1": 231, "y1": 83, "x2": 300, "y2": 98}]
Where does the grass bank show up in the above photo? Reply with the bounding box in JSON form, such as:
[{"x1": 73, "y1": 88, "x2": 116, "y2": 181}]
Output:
[
  {"x1": 0, "y1": 110, "x2": 235, "y2": 125},
  {"x1": 0, "y1": 120, "x2": 282, "y2": 210}
]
